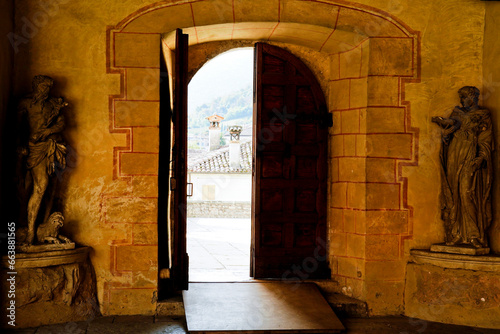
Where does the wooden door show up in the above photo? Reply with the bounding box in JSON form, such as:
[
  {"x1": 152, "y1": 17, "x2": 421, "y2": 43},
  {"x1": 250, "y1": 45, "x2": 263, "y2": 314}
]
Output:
[
  {"x1": 158, "y1": 29, "x2": 189, "y2": 298},
  {"x1": 252, "y1": 43, "x2": 330, "y2": 279}
]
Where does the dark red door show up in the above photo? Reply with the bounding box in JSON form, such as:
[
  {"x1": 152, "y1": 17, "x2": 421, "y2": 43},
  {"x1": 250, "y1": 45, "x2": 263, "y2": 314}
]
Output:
[{"x1": 252, "y1": 43, "x2": 330, "y2": 279}]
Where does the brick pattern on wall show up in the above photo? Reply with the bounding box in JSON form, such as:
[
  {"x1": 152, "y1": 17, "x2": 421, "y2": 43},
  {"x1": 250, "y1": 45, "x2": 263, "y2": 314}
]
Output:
[
  {"x1": 328, "y1": 31, "x2": 420, "y2": 314},
  {"x1": 105, "y1": 30, "x2": 161, "y2": 315},
  {"x1": 105, "y1": 0, "x2": 421, "y2": 316}
]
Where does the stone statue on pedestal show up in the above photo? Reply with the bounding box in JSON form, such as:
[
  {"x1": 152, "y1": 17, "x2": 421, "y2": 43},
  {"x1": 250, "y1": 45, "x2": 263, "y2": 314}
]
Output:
[
  {"x1": 16, "y1": 75, "x2": 73, "y2": 251},
  {"x1": 1, "y1": 77, "x2": 99, "y2": 326},
  {"x1": 431, "y1": 86, "x2": 493, "y2": 255}
]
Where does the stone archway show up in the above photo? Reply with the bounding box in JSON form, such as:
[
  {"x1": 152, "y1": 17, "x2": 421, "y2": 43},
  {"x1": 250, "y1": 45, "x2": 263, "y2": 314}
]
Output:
[{"x1": 103, "y1": 0, "x2": 420, "y2": 316}]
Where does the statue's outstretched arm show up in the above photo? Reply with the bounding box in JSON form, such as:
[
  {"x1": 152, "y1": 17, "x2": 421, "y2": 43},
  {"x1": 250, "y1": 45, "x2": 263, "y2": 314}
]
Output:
[{"x1": 431, "y1": 116, "x2": 455, "y2": 128}]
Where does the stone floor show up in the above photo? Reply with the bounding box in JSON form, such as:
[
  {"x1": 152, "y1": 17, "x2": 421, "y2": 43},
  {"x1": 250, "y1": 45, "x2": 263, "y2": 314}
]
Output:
[
  {"x1": 187, "y1": 217, "x2": 251, "y2": 281},
  {"x1": 6, "y1": 315, "x2": 499, "y2": 333}
]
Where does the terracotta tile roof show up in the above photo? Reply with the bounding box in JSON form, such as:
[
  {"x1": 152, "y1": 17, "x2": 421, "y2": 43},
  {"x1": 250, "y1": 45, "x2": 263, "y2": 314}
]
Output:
[{"x1": 188, "y1": 141, "x2": 252, "y2": 173}]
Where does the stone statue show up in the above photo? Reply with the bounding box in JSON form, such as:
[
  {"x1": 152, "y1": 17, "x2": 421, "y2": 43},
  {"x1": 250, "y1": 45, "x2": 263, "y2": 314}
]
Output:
[
  {"x1": 36, "y1": 212, "x2": 71, "y2": 244},
  {"x1": 432, "y1": 86, "x2": 493, "y2": 252},
  {"x1": 17, "y1": 212, "x2": 71, "y2": 245},
  {"x1": 17, "y1": 75, "x2": 69, "y2": 246}
]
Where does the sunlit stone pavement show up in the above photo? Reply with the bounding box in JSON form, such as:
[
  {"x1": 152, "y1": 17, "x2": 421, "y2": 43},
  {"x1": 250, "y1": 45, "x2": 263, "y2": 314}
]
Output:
[{"x1": 187, "y1": 218, "x2": 251, "y2": 282}]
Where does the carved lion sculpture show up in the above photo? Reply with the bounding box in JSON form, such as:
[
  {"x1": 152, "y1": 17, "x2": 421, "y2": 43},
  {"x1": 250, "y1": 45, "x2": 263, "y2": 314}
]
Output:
[{"x1": 36, "y1": 212, "x2": 71, "y2": 244}]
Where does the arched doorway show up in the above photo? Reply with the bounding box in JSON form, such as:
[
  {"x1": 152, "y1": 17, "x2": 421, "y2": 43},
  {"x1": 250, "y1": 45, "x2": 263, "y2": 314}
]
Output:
[
  {"x1": 105, "y1": 0, "x2": 420, "y2": 315},
  {"x1": 165, "y1": 39, "x2": 330, "y2": 289},
  {"x1": 186, "y1": 48, "x2": 254, "y2": 282}
]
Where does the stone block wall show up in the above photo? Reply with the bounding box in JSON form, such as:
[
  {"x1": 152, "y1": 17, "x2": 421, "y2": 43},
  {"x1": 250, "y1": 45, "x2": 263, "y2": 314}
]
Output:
[
  {"x1": 328, "y1": 32, "x2": 418, "y2": 314},
  {"x1": 187, "y1": 201, "x2": 251, "y2": 218},
  {"x1": 105, "y1": 1, "x2": 421, "y2": 314},
  {"x1": 103, "y1": 32, "x2": 161, "y2": 315}
]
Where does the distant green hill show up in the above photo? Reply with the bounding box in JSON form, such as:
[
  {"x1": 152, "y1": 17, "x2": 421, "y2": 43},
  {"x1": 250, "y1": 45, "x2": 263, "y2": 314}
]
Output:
[{"x1": 188, "y1": 85, "x2": 253, "y2": 129}]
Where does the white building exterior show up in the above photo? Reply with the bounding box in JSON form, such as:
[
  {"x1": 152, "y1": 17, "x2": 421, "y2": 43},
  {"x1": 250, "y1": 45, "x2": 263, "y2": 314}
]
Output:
[{"x1": 187, "y1": 141, "x2": 252, "y2": 217}]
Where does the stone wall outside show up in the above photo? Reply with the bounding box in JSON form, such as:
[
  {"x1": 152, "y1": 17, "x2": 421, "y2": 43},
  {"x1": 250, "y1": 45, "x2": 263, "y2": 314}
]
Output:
[{"x1": 187, "y1": 201, "x2": 251, "y2": 218}]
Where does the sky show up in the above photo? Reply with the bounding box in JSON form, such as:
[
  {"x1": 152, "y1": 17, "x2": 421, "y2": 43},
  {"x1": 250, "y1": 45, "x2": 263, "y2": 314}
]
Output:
[{"x1": 188, "y1": 48, "x2": 254, "y2": 113}]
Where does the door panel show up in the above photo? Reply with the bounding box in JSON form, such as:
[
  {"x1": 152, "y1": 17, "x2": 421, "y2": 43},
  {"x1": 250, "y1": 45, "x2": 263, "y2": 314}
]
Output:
[
  {"x1": 252, "y1": 43, "x2": 329, "y2": 279},
  {"x1": 158, "y1": 35, "x2": 173, "y2": 299},
  {"x1": 172, "y1": 29, "x2": 189, "y2": 290},
  {"x1": 158, "y1": 29, "x2": 189, "y2": 297}
]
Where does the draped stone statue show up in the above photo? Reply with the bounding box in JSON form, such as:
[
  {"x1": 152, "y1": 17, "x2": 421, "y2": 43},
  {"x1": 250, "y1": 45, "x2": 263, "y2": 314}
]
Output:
[
  {"x1": 17, "y1": 75, "x2": 72, "y2": 249},
  {"x1": 431, "y1": 86, "x2": 493, "y2": 254}
]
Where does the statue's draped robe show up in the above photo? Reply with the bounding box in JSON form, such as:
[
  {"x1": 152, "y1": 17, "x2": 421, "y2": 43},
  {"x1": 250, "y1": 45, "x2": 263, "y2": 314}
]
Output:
[
  {"x1": 27, "y1": 139, "x2": 66, "y2": 175},
  {"x1": 439, "y1": 107, "x2": 493, "y2": 246},
  {"x1": 26, "y1": 98, "x2": 67, "y2": 176}
]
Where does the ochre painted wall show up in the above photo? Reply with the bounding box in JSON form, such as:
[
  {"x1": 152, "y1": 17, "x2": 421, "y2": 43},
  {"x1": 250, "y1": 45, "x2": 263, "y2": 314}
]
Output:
[
  {"x1": 483, "y1": 2, "x2": 500, "y2": 254},
  {"x1": 9, "y1": 0, "x2": 495, "y2": 320}
]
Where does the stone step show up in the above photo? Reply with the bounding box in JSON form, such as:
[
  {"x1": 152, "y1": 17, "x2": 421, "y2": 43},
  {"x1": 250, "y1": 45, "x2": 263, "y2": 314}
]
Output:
[
  {"x1": 156, "y1": 282, "x2": 368, "y2": 319},
  {"x1": 156, "y1": 296, "x2": 185, "y2": 317},
  {"x1": 325, "y1": 293, "x2": 368, "y2": 318},
  {"x1": 307, "y1": 279, "x2": 368, "y2": 318}
]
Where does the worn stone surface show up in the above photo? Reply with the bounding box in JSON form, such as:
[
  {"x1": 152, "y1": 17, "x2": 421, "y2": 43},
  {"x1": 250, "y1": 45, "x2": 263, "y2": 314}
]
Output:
[
  {"x1": 16, "y1": 242, "x2": 75, "y2": 253},
  {"x1": 156, "y1": 297, "x2": 185, "y2": 317},
  {"x1": 2, "y1": 247, "x2": 89, "y2": 269},
  {"x1": 411, "y1": 249, "x2": 500, "y2": 272},
  {"x1": 405, "y1": 263, "x2": 500, "y2": 329},
  {"x1": 0, "y1": 250, "x2": 99, "y2": 328},
  {"x1": 431, "y1": 243, "x2": 490, "y2": 256},
  {"x1": 326, "y1": 293, "x2": 368, "y2": 318}
]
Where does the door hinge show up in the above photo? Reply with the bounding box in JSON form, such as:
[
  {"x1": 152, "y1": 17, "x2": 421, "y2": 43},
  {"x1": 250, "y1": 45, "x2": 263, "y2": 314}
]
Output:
[{"x1": 170, "y1": 177, "x2": 176, "y2": 191}]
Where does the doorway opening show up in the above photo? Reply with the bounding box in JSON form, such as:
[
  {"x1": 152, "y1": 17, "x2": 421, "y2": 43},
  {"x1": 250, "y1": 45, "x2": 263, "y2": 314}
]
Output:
[{"x1": 186, "y1": 48, "x2": 254, "y2": 282}]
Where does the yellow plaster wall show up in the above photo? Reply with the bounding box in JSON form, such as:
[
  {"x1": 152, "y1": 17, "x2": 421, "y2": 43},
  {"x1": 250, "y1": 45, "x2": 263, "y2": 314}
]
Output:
[
  {"x1": 10, "y1": 0, "x2": 493, "y2": 318},
  {"x1": 483, "y1": 2, "x2": 500, "y2": 254},
  {"x1": 392, "y1": 0, "x2": 486, "y2": 253}
]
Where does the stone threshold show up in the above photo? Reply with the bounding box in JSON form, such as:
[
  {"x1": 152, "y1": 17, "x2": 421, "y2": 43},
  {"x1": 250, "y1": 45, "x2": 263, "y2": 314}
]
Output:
[
  {"x1": 157, "y1": 280, "x2": 368, "y2": 318},
  {"x1": 410, "y1": 249, "x2": 500, "y2": 272}
]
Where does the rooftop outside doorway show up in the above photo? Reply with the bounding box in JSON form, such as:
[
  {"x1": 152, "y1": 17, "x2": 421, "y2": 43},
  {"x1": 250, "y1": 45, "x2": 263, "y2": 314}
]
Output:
[{"x1": 187, "y1": 48, "x2": 254, "y2": 282}]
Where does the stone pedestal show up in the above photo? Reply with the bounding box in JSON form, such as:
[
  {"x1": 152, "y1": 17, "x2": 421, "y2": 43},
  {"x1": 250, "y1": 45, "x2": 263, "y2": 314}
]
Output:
[
  {"x1": 1, "y1": 247, "x2": 100, "y2": 328},
  {"x1": 405, "y1": 249, "x2": 500, "y2": 329},
  {"x1": 430, "y1": 243, "x2": 490, "y2": 255},
  {"x1": 16, "y1": 242, "x2": 75, "y2": 253}
]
